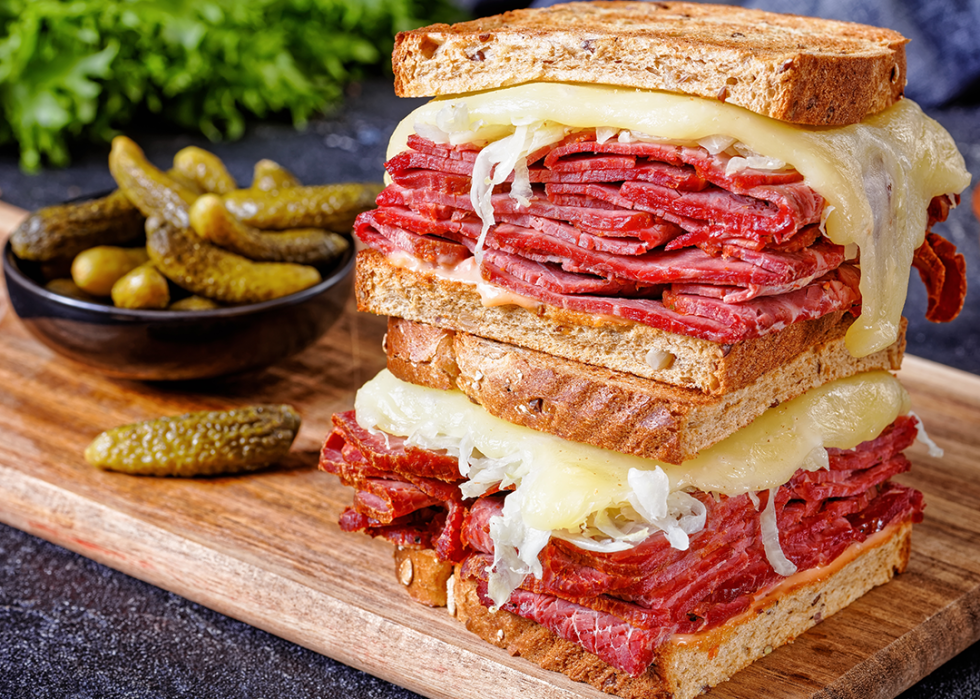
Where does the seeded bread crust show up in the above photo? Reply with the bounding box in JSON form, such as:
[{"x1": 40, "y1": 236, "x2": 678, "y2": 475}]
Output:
[
  {"x1": 392, "y1": 1, "x2": 907, "y2": 126},
  {"x1": 357, "y1": 248, "x2": 887, "y2": 395},
  {"x1": 384, "y1": 316, "x2": 906, "y2": 465},
  {"x1": 450, "y1": 520, "x2": 912, "y2": 699},
  {"x1": 393, "y1": 547, "x2": 455, "y2": 607}
]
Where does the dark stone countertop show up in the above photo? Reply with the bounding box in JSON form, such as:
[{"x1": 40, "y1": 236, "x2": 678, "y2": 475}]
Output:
[{"x1": 1, "y1": 79, "x2": 978, "y2": 699}]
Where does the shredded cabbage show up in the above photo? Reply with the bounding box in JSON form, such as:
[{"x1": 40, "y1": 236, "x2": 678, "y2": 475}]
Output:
[
  {"x1": 596, "y1": 126, "x2": 618, "y2": 144},
  {"x1": 910, "y1": 410, "x2": 944, "y2": 458},
  {"x1": 760, "y1": 488, "x2": 797, "y2": 576},
  {"x1": 487, "y1": 490, "x2": 550, "y2": 608},
  {"x1": 698, "y1": 134, "x2": 736, "y2": 155},
  {"x1": 467, "y1": 121, "x2": 567, "y2": 261}
]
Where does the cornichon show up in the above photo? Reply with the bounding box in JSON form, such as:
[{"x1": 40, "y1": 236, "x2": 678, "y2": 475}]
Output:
[
  {"x1": 189, "y1": 194, "x2": 349, "y2": 265},
  {"x1": 222, "y1": 182, "x2": 382, "y2": 231},
  {"x1": 251, "y1": 159, "x2": 301, "y2": 192},
  {"x1": 111, "y1": 263, "x2": 171, "y2": 309},
  {"x1": 84, "y1": 404, "x2": 301, "y2": 477},
  {"x1": 172, "y1": 146, "x2": 238, "y2": 195},
  {"x1": 44, "y1": 278, "x2": 96, "y2": 302},
  {"x1": 108, "y1": 135, "x2": 198, "y2": 229},
  {"x1": 10, "y1": 189, "x2": 144, "y2": 262},
  {"x1": 145, "y1": 216, "x2": 321, "y2": 304},
  {"x1": 71, "y1": 245, "x2": 149, "y2": 296},
  {"x1": 168, "y1": 295, "x2": 220, "y2": 311}
]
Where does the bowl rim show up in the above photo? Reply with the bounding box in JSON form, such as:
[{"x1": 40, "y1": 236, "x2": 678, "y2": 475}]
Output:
[{"x1": 3, "y1": 236, "x2": 355, "y2": 321}]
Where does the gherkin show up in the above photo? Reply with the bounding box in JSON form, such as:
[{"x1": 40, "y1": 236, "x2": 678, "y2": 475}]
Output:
[
  {"x1": 222, "y1": 182, "x2": 382, "y2": 231},
  {"x1": 190, "y1": 193, "x2": 349, "y2": 265},
  {"x1": 251, "y1": 159, "x2": 301, "y2": 193},
  {"x1": 10, "y1": 189, "x2": 143, "y2": 262},
  {"x1": 84, "y1": 405, "x2": 301, "y2": 477},
  {"x1": 145, "y1": 216, "x2": 321, "y2": 304}
]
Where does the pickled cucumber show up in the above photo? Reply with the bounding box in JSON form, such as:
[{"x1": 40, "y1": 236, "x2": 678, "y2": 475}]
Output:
[
  {"x1": 172, "y1": 146, "x2": 238, "y2": 195},
  {"x1": 108, "y1": 136, "x2": 198, "y2": 229},
  {"x1": 168, "y1": 295, "x2": 220, "y2": 311},
  {"x1": 189, "y1": 194, "x2": 349, "y2": 265},
  {"x1": 44, "y1": 278, "x2": 97, "y2": 302},
  {"x1": 145, "y1": 216, "x2": 322, "y2": 304},
  {"x1": 165, "y1": 168, "x2": 206, "y2": 196},
  {"x1": 111, "y1": 263, "x2": 171, "y2": 309},
  {"x1": 222, "y1": 182, "x2": 382, "y2": 231},
  {"x1": 251, "y1": 159, "x2": 301, "y2": 192},
  {"x1": 11, "y1": 189, "x2": 144, "y2": 262},
  {"x1": 84, "y1": 404, "x2": 301, "y2": 477},
  {"x1": 71, "y1": 246, "x2": 149, "y2": 296}
]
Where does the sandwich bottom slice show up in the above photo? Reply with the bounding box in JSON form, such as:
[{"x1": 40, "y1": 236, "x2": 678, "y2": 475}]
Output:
[
  {"x1": 319, "y1": 364, "x2": 926, "y2": 698},
  {"x1": 452, "y1": 520, "x2": 912, "y2": 699}
]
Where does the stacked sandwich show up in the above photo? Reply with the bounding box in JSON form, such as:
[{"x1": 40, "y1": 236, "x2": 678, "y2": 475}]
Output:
[{"x1": 319, "y1": 3, "x2": 970, "y2": 697}]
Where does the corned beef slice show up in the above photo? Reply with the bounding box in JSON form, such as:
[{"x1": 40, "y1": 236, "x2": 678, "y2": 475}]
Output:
[
  {"x1": 364, "y1": 132, "x2": 851, "y2": 342},
  {"x1": 359, "y1": 132, "x2": 962, "y2": 341},
  {"x1": 319, "y1": 413, "x2": 924, "y2": 676}
]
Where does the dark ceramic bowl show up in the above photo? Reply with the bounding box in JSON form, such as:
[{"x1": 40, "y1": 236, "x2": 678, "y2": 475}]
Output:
[{"x1": 3, "y1": 238, "x2": 354, "y2": 381}]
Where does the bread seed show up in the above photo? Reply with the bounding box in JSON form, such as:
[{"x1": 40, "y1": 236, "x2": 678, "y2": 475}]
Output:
[{"x1": 398, "y1": 557, "x2": 414, "y2": 586}]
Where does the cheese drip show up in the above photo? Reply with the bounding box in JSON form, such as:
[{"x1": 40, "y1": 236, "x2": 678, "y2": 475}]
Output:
[{"x1": 387, "y1": 83, "x2": 970, "y2": 357}]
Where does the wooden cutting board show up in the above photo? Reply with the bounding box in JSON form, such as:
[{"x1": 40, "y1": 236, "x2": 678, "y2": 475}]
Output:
[{"x1": 1, "y1": 227, "x2": 979, "y2": 699}]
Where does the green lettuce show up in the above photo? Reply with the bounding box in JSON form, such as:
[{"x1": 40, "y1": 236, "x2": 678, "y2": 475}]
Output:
[{"x1": 0, "y1": 0, "x2": 462, "y2": 171}]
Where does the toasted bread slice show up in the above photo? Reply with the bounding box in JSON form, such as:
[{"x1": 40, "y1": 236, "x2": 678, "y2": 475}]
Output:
[
  {"x1": 393, "y1": 1, "x2": 907, "y2": 126},
  {"x1": 384, "y1": 316, "x2": 905, "y2": 464},
  {"x1": 357, "y1": 248, "x2": 898, "y2": 396},
  {"x1": 450, "y1": 520, "x2": 912, "y2": 699}
]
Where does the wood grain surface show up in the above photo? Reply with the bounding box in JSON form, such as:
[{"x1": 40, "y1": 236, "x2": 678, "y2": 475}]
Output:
[{"x1": 1, "y1": 228, "x2": 979, "y2": 698}]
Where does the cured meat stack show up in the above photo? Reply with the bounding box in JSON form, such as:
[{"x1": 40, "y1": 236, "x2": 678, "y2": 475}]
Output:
[
  {"x1": 358, "y1": 132, "x2": 863, "y2": 344},
  {"x1": 318, "y1": 3, "x2": 970, "y2": 697}
]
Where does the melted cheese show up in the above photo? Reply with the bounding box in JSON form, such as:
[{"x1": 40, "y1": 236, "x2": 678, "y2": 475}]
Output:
[
  {"x1": 387, "y1": 83, "x2": 970, "y2": 357},
  {"x1": 355, "y1": 369, "x2": 910, "y2": 531}
]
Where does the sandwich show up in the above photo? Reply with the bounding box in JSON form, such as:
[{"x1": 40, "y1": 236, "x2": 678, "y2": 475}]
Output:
[{"x1": 319, "y1": 3, "x2": 971, "y2": 697}]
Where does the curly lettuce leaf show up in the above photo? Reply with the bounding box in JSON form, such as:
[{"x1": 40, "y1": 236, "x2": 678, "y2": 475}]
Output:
[{"x1": 0, "y1": 0, "x2": 463, "y2": 171}]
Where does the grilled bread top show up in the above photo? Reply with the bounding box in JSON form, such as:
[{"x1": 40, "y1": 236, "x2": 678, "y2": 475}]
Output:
[{"x1": 393, "y1": 1, "x2": 907, "y2": 126}]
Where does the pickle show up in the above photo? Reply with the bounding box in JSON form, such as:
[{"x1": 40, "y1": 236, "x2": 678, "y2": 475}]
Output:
[
  {"x1": 111, "y1": 263, "x2": 171, "y2": 309},
  {"x1": 44, "y1": 278, "x2": 97, "y2": 302},
  {"x1": 164, "y1": 168, "x2": 206, "y2": 196},
  {"x1": 11, "y1": 190, "x2": 144, "y2": 262},
  {"x1": 145, "y1": 216, "x2": 322, "y2": 304},
  {"x1": 172, "y1": 146, "x2": 238, "y2": 195},
  {"x1": 71, "y1": 245, "x2": 149, "y2": 296},
  {"x1": 189, "y1": 194, "x2": 349, "y2": 265},
  {"x1": 84, "y1": 404, "x2": 301, "y2": 477},
  {"x1": 168, "y1": 295, "x2": 220, "y2": 311},
  {"x1": 108, "y1": 136, "x2": 198, "y2": 229},
  {"x1": 222, "y1": 182, "x2": 382, "y2": 231},
  {"x1": 251, "y1": 159, "x2": 301, "y2": 192}
]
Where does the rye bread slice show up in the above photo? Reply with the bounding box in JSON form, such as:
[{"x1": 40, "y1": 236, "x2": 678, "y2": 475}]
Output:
[
  {"x1": 392, "y1": 1, "x2": 907, "y2": 126},
  {"x1": 357, "y1": 248, "x2": 895, "y2": 396}
]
